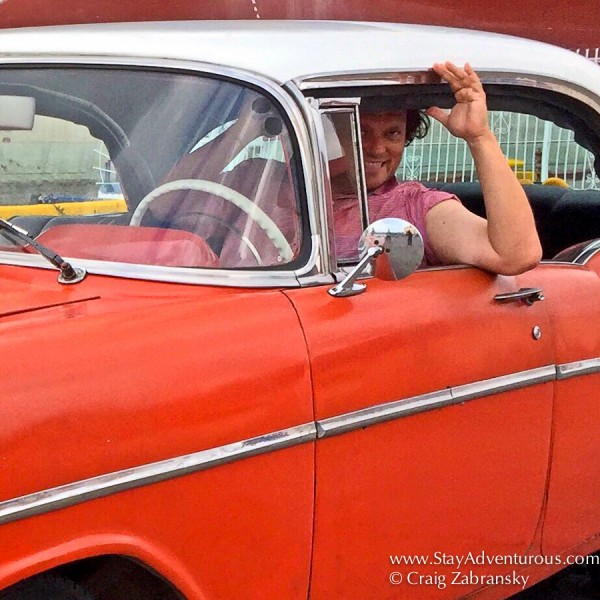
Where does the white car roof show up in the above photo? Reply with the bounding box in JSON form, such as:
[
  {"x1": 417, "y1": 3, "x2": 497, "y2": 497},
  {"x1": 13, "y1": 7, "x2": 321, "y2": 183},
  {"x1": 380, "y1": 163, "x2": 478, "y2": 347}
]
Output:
[{"x1": 0, "y1": 20, "x2": 598, "y2": 93}]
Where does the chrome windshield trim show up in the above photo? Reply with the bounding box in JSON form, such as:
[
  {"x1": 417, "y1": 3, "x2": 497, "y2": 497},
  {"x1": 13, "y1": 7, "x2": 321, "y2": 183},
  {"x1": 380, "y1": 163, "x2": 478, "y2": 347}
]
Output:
[
  {"x1": 0, "y1": 55, "x2": 324, "y2": 288},
  {"x1": 0, "y1": 423, "x2": 317, "y2": 526},
  {"x1": 0, "y1": 253, "x2": 303, "y2": 288},
  {"x1": 317, "y1": 365, "x2": 556, "y2": 439},
  {"x1": 294, "y1": 235, "x2": 325, "y2": 281},
  {"x1": 283, "y1": 81, "x2": 333, "y2": 275},
  {"x1": 282, "y1": 80, "x2": 329, "y2": 278},
  {"x1": 557, "y1": 358, "x2": 600, "y2": 380}
]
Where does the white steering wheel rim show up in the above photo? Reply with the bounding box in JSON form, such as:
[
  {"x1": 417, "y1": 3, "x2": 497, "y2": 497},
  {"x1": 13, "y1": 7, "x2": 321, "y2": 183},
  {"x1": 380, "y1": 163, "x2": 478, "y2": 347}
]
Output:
[{"x1": 130, "y1": 178, "x2": 294, "y2": 262}]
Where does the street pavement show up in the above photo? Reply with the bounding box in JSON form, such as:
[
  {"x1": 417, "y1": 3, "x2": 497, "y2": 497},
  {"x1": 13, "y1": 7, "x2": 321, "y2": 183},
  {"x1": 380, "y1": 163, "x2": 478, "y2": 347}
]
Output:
[{"x1": 510, "y1": 565, "x2": 599, "y2": 599}]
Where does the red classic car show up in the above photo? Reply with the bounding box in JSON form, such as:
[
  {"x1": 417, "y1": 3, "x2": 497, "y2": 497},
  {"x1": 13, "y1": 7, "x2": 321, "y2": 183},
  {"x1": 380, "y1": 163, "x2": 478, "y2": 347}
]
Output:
[{"x1": 0, "y1": 20, "x2": 599, "y2": 600}]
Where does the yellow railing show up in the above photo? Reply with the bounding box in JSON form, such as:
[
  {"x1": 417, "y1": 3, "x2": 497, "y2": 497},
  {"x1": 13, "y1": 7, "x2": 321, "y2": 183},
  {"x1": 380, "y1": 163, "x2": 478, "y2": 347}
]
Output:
[{"x1": 0, "y1": 198, "x2": 128, "y2": 220}]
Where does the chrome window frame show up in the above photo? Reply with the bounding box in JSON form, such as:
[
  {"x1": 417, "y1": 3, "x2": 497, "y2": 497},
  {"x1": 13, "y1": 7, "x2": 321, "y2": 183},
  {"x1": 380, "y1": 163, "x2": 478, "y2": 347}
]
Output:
[
  {"x1": 318, "y1": 100, "x2": 369, "y2": 231},
  {"x1": 313, "y1": 99, "x2": 372, "y2": 268},
  {"x1": 0, "y1": 55, "x2": 332, "y2": 288},
  {"x1": 552, "y1": 239, "x2": 600, "y2": 265},
  {"x1": 294, "y1": 69, "x2": 600, "y2": 114}
]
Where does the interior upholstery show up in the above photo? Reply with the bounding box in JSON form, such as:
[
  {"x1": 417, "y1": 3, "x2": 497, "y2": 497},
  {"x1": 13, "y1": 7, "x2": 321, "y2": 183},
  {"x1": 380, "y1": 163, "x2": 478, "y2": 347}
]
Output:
[{"x1": 9, "y1": 182, "x2": 600, "y2": 264}]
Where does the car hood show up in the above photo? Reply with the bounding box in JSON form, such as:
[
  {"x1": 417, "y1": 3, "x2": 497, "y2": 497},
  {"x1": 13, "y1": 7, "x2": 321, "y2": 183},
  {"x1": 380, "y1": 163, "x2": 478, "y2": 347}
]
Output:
[
  {"x1": 0, "y1": 271, "x2": 99, "y2": 319},
  {"x1": 0, "y1": 263, "x2": 243, "y2": 327}
]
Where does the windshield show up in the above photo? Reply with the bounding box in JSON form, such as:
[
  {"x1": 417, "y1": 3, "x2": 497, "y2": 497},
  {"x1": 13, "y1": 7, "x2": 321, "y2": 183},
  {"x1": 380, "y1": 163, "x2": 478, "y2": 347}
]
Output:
[{"x1": 0, "y1": 68, "x2": 304, "y2": 269}]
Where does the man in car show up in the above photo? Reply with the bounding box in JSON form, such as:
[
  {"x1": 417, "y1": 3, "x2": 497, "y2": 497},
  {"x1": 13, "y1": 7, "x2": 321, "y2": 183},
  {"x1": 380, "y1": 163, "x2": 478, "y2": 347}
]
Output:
[
  {"x1": 156, "y1": 62, "x2": 542, "y2": 274},
  {"x1": 332, "y1": 61, "x2": 542, "y2": 275}
]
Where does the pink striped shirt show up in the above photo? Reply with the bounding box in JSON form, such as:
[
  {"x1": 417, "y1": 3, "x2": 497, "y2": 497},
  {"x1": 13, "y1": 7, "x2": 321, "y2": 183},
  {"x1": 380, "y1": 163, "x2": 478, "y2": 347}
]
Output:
[{"x1": 333, "y1": 179, "x2": 460, "y2": 267}]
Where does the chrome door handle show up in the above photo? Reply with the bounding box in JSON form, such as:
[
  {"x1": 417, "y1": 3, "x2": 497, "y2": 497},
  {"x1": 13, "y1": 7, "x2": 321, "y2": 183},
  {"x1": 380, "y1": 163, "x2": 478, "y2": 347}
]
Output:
[{"x1": 494, "y1": 287, "x2": 545, "y2": 306}]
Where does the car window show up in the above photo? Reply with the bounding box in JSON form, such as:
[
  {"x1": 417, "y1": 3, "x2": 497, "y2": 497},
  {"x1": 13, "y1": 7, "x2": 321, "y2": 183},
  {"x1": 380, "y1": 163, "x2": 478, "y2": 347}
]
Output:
[
  {"x1": 0, "y1": 68, "x2": 304, "y2": 270},
  {"x1": 322, "y1": 101, "x2": 600, "y2": 265}
]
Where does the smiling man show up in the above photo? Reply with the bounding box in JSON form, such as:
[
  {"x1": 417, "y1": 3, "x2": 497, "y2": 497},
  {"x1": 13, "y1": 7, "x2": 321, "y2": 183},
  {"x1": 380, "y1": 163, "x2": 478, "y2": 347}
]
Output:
[{"x1": 332, "y1": 61, "x2": 542, "y2": 275}]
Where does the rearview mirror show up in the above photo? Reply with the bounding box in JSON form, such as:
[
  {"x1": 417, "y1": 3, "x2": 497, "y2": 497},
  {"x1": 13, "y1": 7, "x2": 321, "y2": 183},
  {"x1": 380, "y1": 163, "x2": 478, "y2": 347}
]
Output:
[{"x1": 0, "y1": 96, "x2": 35, "y2": 130}]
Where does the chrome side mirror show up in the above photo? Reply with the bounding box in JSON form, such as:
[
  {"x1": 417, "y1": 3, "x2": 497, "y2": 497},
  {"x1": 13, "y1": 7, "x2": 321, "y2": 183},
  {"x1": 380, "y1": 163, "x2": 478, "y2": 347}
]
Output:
[{"x1": 328, "y1": 218, "x2": 424, "y2": 298}]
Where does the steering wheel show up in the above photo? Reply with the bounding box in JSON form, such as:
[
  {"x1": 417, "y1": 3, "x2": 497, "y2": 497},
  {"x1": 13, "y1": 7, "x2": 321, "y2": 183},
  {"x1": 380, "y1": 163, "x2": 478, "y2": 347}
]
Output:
[{"x1": 130, "y1": 179, "x2": 294, "y2": 264}]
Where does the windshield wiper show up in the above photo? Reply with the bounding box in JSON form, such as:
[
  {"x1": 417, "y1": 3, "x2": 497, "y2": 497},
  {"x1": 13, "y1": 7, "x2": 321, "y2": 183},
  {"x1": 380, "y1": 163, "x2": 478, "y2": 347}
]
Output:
[{"x1": 0, "y1": 219, "x2": 86, "y2": 284}]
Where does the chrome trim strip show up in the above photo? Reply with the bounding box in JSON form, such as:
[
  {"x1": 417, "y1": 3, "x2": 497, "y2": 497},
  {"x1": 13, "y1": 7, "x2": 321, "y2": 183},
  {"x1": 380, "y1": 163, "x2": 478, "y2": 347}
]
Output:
[
  {"x1": 282, "y1": 80, "x2": 327, "y2": 280},
  {"x1": 318, "y1": 98, "x2": 362, "y2": 108},
  {"x1": 352, "y1": 105, "x2": 370, "y2": 233},
  {"x1": 575, "y1": 240, "x2": 600, "y2": 265},
  {"x1": 0, "y1": 423, "x2": 317, "y2": 526},
  {"x1": 0, "y1": 55, "x2": 324, "y2": 288},
  {"x1": 285, "y1": 88, "x2": 335, "y2": 275},
  {"x1": 317, "y1": 389, "x2": 451, "y2": 438},
  {"x1": 316, "y1": 100, "x2": 370, "y2": 265},
  {"x1": 309, "y1": 99, "x2": 338, "y2": 272},
  {"x1": 317, "y1": 365, "x2": 556, "y2": 439},
  {"x1": 2, "y1": 361, "x2": 599, "y2": 525},
  {"x1": 296, "y1": 69, "x2": 600, "y2": 117},
  {"x1": 451, "y1": 365, "x2": 556, "y2": 402},
  {"x1": 557, "y1": 358, "x2": 600, "y2": 380},
  {"x1": 296, "y1": 70, "x2": 443, "y2": 89}
]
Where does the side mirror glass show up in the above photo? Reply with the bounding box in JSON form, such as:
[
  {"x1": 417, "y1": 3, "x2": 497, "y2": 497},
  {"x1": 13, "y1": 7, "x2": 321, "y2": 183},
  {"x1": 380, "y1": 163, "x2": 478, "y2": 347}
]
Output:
[
  {"x1": 359, "y1": 218, "x2": 424, "y2": 280},
  {"x1": 329, "y1": 218, "x2": 424, "y2": 297},
  {"x1": 0, "y1": 96, "x2": 35, "y2": 130}
]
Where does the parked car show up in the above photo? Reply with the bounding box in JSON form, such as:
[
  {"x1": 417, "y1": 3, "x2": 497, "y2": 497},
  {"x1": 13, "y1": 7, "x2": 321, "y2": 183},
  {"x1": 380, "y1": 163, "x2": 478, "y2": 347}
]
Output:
[{"x1": 0, "y1": 20, "x2": 600, "y2": 600}]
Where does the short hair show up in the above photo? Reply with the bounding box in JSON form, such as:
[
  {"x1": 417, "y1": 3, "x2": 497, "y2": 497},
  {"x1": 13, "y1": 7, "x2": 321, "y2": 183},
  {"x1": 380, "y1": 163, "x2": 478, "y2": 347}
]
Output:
[{"x1": 405, "y1": 109, "x2": 430, "y2": 146}]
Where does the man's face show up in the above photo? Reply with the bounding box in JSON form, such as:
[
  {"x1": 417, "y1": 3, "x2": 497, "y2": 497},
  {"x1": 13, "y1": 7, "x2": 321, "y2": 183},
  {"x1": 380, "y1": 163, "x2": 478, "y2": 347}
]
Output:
[{"x1": 360, "y1": 111, "x2": 407, "y2": 191}]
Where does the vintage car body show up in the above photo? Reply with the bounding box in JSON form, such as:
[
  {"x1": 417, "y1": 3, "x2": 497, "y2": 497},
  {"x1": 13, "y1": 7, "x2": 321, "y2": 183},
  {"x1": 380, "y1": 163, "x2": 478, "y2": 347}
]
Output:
[{"x1": 0, "y1": 20, "x2": 599, "y2": 600}]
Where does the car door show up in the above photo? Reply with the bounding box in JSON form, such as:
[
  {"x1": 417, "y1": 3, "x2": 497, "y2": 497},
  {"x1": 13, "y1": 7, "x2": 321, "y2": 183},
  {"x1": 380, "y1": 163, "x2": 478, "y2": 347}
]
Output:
[
  {"x1": 535, "y1": 259, "x2": 600, "y2": 557},
  {"x1": 284, "y1": 265, "x2": 554, "y2": 599}
]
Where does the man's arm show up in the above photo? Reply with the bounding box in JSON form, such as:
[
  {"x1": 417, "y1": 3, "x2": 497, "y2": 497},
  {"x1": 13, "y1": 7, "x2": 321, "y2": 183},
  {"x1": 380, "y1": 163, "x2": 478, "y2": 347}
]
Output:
[{"x1": 424, "y1": 62, "x2": 542, "y2": 275}]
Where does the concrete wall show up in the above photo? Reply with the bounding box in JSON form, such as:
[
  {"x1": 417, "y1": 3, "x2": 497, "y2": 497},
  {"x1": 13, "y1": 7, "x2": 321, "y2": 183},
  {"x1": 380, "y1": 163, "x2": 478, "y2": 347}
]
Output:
[{"x1": 0, "y1": 116, "x2": 101, "y2": 203}]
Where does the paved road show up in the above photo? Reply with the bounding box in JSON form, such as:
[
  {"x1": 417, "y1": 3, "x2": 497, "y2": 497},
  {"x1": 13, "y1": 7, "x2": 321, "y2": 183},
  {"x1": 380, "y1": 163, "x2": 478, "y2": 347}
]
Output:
[{"x1": 510, "y1": 565, "x2": 599, "y2": 599}]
